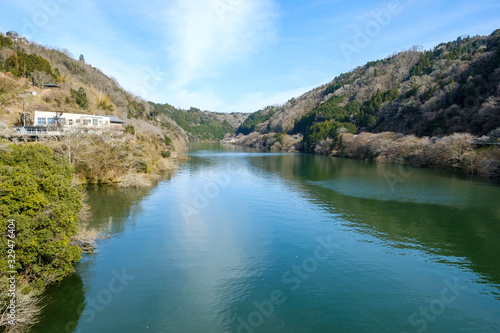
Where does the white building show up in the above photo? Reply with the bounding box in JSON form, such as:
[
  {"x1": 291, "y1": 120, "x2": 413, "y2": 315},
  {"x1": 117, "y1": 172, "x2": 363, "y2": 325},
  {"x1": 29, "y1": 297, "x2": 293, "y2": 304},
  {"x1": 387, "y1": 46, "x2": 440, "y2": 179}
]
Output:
[
  {"x1": 13, "y1": 111, "x2": 125, "y2": 137},
  {"x1": 34, "y1": 111, "x2": 125, "y2": 131}
]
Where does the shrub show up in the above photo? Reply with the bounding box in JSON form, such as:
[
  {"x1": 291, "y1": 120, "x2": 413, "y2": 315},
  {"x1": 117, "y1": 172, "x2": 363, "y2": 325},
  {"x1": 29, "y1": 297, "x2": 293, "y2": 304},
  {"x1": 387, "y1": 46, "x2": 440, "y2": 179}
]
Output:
[
  {"x1": 125, "y1": 124, "x2": 135, "y2": 135},
  {"x1": 0, "y1": 144, "x2": 82, "y2": 294},
  {"x1": 70, "y1": 87, "x2": 87, "y2": 109},
  {"x1": 136, "y1": 161, "x2": 148, "y2": 173},
  {"x1": 237, "y1": 108, "x2": 276, "y2": 135},
  {"x1": 478, "y1": 147, "x2": 500, "y2": 178},
  {"x1": 304, "y1": 121, "x2": 357, "y2": 149}
]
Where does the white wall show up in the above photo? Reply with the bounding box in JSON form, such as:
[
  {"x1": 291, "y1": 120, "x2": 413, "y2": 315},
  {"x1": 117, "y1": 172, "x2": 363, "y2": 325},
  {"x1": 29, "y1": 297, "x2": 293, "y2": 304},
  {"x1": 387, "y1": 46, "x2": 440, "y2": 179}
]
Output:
[{"x1": 34, "y1": 111, "x2": 111, "y2": 129}]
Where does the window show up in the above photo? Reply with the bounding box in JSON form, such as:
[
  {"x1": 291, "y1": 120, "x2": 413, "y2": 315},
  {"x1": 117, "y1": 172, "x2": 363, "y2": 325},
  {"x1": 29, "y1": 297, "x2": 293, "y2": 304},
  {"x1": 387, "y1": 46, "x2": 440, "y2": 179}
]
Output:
[
  {"x1": 48, "y1": 118, "x2": 57, "y2": 124},
  {"x1": 69, "y1": 119, "x2": 73, "y2": 126},
  {"x1": 76, "y1": 119, "x2": 81, "y2": 124},
  {"x1": 92, "y1": 119, "x2": 98, "y2": 126},
  {"x1": 37, "y1": 118, "x2": 46, "y2": 125}
]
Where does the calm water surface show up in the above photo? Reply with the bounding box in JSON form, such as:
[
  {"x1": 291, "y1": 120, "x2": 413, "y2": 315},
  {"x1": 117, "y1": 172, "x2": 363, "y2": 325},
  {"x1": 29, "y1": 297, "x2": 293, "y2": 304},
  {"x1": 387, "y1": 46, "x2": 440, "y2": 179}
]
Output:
[{"x1": 32, "y1": 143, "x2": 500, "y2": 332}]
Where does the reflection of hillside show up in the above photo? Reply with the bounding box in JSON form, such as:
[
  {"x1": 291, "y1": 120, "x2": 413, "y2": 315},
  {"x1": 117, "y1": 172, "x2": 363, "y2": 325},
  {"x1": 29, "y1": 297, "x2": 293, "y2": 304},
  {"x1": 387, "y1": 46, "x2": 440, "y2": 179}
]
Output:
[
  {"x1": 30, "y1": 184, "x2": 163, "y2": 332},
  {"x1": 187, "y1": 143, "x2": 264, "y2": 174},
  {"x1": 85, "y1": 185, "x2": 159, "y2": 234},
  {"x1": 248, "y1": 153, "x2": 500, "y2": 286},
  {"x1": 191, "y1": 142, "x2": 259, "y2": 153},
  {"x1": 29, "y1": 274, "x2": 85, "y2": 333}
]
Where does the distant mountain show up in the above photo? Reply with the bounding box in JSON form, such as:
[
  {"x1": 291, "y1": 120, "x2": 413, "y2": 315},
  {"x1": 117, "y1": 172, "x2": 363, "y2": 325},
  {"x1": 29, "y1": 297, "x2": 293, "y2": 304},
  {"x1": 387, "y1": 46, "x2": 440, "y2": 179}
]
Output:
[
  {"x1": 150, "y1": 103, "x2": 249, "y2": 141},
  {"x1": 236, "y1": 30, "x2": 500, "y2": 144}
]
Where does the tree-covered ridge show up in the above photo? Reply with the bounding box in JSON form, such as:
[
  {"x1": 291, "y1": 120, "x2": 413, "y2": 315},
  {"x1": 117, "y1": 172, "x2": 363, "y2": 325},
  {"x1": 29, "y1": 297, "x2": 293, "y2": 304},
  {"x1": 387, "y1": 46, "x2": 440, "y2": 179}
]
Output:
[
  {"x1": 321, "y1": 32, "x2": 499, "y2": 136},
  {"x1": 0, "y1": 36, "x2": 57, "y2": 87},
  {"x1": 236, "y1": 106, "x2": 277, "y2": 135},
  {"x1": 291, "y1": 89, "x2": 401, "y2": 150},
  {"x1": 151, "y1": 103, "x2": 242, "y2": 141},
  {"x1": 241, "y1": 30, "x2": 500, "y2": 139},
  {"x1": 373, "y1": 31, "x2": 500, "y2": 136}
]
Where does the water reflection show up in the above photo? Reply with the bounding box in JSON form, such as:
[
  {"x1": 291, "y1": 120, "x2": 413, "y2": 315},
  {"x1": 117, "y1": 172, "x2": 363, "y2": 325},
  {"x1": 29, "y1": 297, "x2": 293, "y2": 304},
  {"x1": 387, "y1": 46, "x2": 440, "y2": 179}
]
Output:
[
  {"x1": 85, "y1": 184, "x2": 162, "y2": 233},
  {"x1": 247, "y1": 152, "x2": 500, "y2": 288},
  {"x1": 30, "y1": 274, "x2": 85, "y2": 333},
  {"x1": 31, "y1": 183, "x2": 161, "y2": 332}
]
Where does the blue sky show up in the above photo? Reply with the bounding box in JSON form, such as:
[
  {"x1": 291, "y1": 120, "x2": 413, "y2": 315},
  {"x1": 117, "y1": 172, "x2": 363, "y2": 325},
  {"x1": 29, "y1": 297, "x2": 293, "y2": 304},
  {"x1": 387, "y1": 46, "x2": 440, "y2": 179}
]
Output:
[{"x1": 1, "y1": 0, "x2": 499, "y2": 113}]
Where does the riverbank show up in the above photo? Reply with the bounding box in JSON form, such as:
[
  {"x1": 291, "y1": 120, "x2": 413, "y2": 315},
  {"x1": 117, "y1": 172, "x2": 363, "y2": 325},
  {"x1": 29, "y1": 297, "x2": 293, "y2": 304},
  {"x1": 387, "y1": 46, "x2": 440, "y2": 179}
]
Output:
[{"x1": 223, "y1": 131, "x2": 500, "y2": 179}]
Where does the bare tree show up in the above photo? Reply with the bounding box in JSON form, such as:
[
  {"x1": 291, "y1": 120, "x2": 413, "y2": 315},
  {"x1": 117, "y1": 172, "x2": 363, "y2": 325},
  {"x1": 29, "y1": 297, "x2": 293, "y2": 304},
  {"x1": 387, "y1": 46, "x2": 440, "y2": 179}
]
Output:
[
  {"x1": 31, "y1": 70, "x2": 52, "y2": 87},
  {"x1": 48, "y1": 129, "x2": 89, "y2": 166}
]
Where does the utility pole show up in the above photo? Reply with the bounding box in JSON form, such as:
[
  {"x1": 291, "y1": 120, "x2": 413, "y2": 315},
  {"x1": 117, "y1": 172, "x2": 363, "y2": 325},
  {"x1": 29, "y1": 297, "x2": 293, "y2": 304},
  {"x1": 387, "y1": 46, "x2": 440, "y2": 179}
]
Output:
[{"x1": 22, "y1": 102, "x2": 26, "y2": 126}]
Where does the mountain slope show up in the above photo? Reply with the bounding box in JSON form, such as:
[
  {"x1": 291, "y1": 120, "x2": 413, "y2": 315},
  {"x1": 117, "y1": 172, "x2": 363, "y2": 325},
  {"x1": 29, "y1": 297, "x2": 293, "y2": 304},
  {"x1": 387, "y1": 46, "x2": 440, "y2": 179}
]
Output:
[
  {"x1": 237, "y1": 30, "x2": 500, "y2": 139},
  {"x1": 230, "y1": 30, "x2": 500, "y2": 178}
]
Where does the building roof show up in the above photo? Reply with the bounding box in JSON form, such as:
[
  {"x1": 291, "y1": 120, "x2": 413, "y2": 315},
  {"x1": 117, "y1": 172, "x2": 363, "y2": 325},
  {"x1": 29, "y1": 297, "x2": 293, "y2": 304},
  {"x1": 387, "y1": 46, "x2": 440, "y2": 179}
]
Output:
[{"x1": 99, "y1": 115, "x2": 126, "y2": 124}]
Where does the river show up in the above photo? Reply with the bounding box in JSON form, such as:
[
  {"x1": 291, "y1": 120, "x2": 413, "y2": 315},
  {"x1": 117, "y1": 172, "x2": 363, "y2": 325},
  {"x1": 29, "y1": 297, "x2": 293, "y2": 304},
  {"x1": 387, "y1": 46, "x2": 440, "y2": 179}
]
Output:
[{"x1": 31, "y1": 143, "x2": 500, "y2": 332}]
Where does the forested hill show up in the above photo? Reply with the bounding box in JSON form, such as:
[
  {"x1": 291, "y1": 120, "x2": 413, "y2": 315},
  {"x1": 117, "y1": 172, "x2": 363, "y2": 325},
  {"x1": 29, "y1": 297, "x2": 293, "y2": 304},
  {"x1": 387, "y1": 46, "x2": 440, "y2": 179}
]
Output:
[
  {"x1": 0, "y1": 33, "x2": 164, "y2": 128},
  {"x1": 0, "y1": 30, "x2": 192, "y2": 185},
  {"x1": 150, "y1": 103, "x2": 249, "y2": 141},
  {"x1": 236, "y1": 30, "x2": 500, "y2": 140}
]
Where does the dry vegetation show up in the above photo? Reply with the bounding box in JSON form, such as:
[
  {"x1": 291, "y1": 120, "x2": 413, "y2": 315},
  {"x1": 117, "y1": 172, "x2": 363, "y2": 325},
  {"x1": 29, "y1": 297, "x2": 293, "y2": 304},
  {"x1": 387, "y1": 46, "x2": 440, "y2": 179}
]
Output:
[
  {"x1": 224, "y1": 132, "x2": 303, "y2": 152},
  {"x1": 0, "y1": 290, "x2": 42, "y2": 333},
  {"x1": 327, "y1": 131, "x2": 499, "y2": 178},
  {"x1": 42, "y1": 119, "x2": 186, "y2": 187},
  {"x1": 227, "y1": 128, "x2": 500, "y2": 178}
]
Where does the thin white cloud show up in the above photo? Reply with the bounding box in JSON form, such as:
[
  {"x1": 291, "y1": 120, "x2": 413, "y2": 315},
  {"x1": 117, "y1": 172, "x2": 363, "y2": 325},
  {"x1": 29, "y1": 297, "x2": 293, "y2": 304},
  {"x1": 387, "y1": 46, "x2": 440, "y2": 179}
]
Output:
[
  {"x1": 163, "y1": 89, "x2": 225, "y2": 111},
  {"x1": 164, "y1": 0, "x2": 278, "y2": 89},
  {"x1": 234, "y1": 84, "x2": 319, "y2": 112},
  {"x1": 161, "y1": 84, "x2": 317, "y2": 113}
]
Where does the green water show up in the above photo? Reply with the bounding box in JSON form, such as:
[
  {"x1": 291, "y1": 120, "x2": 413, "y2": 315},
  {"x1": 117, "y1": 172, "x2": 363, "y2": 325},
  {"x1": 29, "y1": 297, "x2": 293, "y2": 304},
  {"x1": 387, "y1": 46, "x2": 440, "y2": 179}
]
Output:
[{"x1": 31, "y1": 143, "x2": 500, "y2": 332}]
